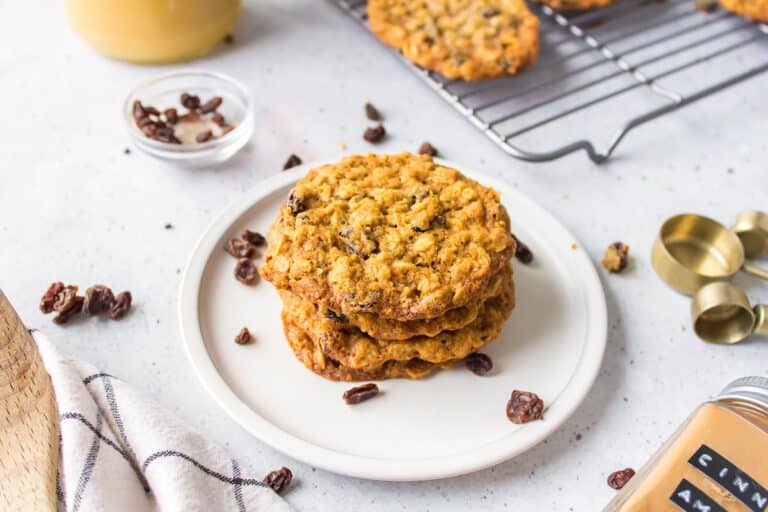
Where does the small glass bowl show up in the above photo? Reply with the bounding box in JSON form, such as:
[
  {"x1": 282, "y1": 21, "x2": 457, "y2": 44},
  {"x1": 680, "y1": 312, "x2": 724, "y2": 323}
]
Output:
[{"x1": 124, "y1": 70, "x2": 254, "y2": 166}]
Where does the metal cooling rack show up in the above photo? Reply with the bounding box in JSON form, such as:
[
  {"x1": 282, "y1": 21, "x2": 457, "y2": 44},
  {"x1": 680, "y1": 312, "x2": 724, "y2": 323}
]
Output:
[{"x1": 335, "y1": 0, "x2": 768, "y2": 163}]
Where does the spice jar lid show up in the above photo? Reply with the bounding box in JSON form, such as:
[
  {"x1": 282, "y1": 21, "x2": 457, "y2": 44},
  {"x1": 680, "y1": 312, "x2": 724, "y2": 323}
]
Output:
[{"x1": 718, "y1": 376, "x2": 768, "y2": 408}]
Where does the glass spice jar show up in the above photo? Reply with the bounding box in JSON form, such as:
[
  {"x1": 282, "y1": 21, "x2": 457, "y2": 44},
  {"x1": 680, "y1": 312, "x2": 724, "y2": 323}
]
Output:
[{"x1": 604, "y1": 376, "x2": 768, "y2": 512}]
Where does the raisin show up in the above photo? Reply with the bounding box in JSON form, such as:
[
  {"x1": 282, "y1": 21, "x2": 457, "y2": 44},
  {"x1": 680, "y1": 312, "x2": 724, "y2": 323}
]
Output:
[
  {"x1": 324, "y1": 309, "x2": 348, "y2": 324},
  {"x1": 242, "y1": 229, "x2": 266, "y2": 247},
  {"x1": 364, "y1": 102, "x2": 382, "y2": 121},
  {"x1": 53, "y1": 285, "x2": 80, "y2": 313},
  {"x1": 109, "y1": 291, "x2": 132, "y2": 320},
  {"x1": 287, "y1": 190, "x2": 306, "y2": 215},
  {"x1": 180, "y1": 92, "x2": 200, "y2": 110},
  {"x1": 263, "y1": 467, "x2": 292, "y2": 494},
  {"x1": 363, "y1": 124, "x2": 386, "y2": 143},
  {"x1": 164, "y1": 108, "x2": 178, "y2": 124},
  {"x1": 53, "y1": 296, "x2": 84, "y2": 325},
  {"x1": 607, "y1": 468, "x2": 635, "y2": 490},
  {"x1": 283, "y1": 154, "x2": 302, "y2": 170},
  {"x1": 83, "y1": 285, "x2": 115, "y2": 316},
  {"x1": 132, "y1": 100, "x2": 148, "y2": 121},
  {"x1": 343, "y1": 383, "x2": 380, "y2": 404},
  {"x1": 196, "y1": 130, "x2": 213, "y2": 143},
  {"x1": 464, "y1": 353, "x2": 493, "y2": 376},
  {"x1": 418, "y1": 142, "x2": 437, "y2": 156},
  {"x1": 40, "y1": 282, "x2": 65, "y2": 313},
  {"x1": 234, "y1": 258, "x2": 258, "y2": 285},
  {"x1": 511, "y1": 234, "x2": 534, "y2": 264},
  {"x1": 234, "y1": 327, "x2": 252, "y2": 345},
  {"x1": 224, "y1": 239, "x2": 254, "y2": 258},
  {"x1": 506, "y1": 390, "x2": 544, "y2": 424},
  {"x1": 199, "y1": 96, "x2": 223, "y2": 114}
]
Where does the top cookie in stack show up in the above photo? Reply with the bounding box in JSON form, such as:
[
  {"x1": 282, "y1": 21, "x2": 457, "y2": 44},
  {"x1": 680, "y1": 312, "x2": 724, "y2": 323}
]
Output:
[{"x1": 261, "y1": 153, "x2": 517, "y2": 380}]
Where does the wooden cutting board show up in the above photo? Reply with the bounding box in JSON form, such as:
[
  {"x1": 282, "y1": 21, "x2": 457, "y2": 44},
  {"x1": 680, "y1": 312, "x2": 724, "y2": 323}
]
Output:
[{"x1": 0, "y1": 290, "x2": 58, "y2": 511}]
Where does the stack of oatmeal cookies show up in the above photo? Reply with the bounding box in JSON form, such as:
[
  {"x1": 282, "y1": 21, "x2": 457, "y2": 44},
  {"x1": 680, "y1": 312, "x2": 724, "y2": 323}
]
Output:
[{"x1": 260, "y1": 153, "x2": 516, "y2": 381}]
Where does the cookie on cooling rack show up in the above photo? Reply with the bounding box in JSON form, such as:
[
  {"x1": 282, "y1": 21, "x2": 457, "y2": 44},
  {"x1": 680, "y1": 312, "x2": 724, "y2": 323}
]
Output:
[
  {"x1": 367, "y1": 0, "x2": 540, "y2": 81},
  {"x1": 539, "y1": 0, "x2": 614, "y2": 11},
  {"x1": 718, "y1": 0, "x2": 768, "y2": 21}
]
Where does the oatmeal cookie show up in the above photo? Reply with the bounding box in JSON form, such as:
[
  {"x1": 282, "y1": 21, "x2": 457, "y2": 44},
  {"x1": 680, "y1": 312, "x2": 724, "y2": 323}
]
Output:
[
  {"x1": 281, "y1": 268, "x2": 515, "y2": 370},
  {"x1": 323, "y1": 265, "x2": 510, "y2": 340},
  {"x1": 283, "y1": 316, "x2": 449, "y2": 381},
  {"x1": 260, "y1": 153, "x2": 516, "y2": 321},
  {"x1": 367, "y1": 0, "x2": 540, "y2": 81},
  {"x1": 718, "y1": 0, "x2": 768, "y2": 21}
]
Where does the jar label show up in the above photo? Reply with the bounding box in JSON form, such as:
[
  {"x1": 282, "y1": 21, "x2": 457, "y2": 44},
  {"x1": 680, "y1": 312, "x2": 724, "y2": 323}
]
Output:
[
  {"x1": 670, "y1": 479, "x2": 726, "y2": 512},
  {"x1": 688, "y1": 444, "x2": 768, "y2": 512}
]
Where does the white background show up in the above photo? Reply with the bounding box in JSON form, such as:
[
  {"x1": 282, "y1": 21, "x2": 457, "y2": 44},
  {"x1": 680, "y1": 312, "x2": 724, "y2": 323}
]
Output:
[{"x1": 1, "y1": 1, "x2": 767, "y2": 510}]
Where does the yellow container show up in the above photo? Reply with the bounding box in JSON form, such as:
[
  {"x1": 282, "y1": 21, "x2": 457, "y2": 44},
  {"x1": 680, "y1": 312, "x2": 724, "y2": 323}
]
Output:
[{"x1": 66, "y1": 0, "x2": 240, "y2": 64}]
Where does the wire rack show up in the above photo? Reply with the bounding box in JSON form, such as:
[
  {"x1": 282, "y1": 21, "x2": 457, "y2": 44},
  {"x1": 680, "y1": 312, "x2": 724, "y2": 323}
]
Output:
[{"x1": 335, "y1": 0, "x2": 768, "y2": 163}]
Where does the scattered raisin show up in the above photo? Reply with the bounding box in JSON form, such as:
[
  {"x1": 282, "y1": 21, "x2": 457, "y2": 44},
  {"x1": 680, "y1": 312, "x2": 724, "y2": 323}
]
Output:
[
  {"x1": 109, "y1": 291, "x2": 132, "y2": 320},
  {"x1": 343, "y1": 383, "x2": 380, "y2": 404},
  {"x1": 40, "y1": 282, "x2": 65, "y2": 313},
  {"x1": 464, "y1": 353, "x2": 493, "y2": 376},
  {"x1": 123, "y1": 148, "x2": 131, "y2": 155},
  {"x1": 53, "y1": 296, "x2": 84, "y2": 325},
  {"x1": 506, "y1": 390, "x2": 544, "y2": 424},
  {"x1": 263, "y1": 467, "x2": 292, "y2": 494},
  {"x1": 53, "y1": 285, "x2": 81, "y2": 313},
  {"x1": 418, "y1": 142, "x2": 437, "y2": 156},
  {"x1": 287, "y1": 190, "x2": 306, "y2": 215},
  {"x1": 363, "y1": 124, "x2": 386, "y2": 143},
  {"x1": 225, "y1": 239, "x2": 255, "y2": 258},
  {"x1": 607, "y1": 468, "x2": 635, "y2": 490},
  {"x1": 234, "y1": 327, "x2": 252, "y2": 345},
  {"x1": 181, "y1": 92, "x2": 200, "y2": 110},
  {"x1": 242, "y1": 229, "x2": 266, "y2": 247},
  {"x1": 196, "y1": 130, "x2": 213, "y2": 143},
  {"x1": 164, "y1": 223, "x2": 174, "y2": 230},
  {"x1": 602, "y1": 242, "x2": 629, "y2": 273},
  {"x1": 199, "y1": 96, "x2": 223, "y2": 114},
  {"x1": 83, "y1": 285, "x2": 115, "y2": 316},
  {"x1": 283, "y1": 154, "x2": 303, "y2": 170},
  {"x1": 234, "y1": 258, "x2": 258, "y2": 285},
  {"x1": 364, "y1": 102, "x2": 382, "y2": 121},
  {"x1": 511, "y1": 234, "x2": 534, "y2": 264}
]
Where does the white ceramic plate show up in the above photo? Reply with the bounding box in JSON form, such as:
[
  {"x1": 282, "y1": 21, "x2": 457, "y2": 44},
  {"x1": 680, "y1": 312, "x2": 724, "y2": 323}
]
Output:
[{"x1": 179, "y1": 159, "x2": 607, "y2": 481}]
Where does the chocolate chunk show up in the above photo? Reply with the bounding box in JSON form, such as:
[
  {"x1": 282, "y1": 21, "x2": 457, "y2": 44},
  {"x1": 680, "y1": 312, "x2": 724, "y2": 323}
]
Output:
[
  {"x1": 511, "y1": 234, "x2": 534, "y2": 264},
  {"x1": 164, "y1": 108, "x2": 178, "y2": 124},
  {"x1": 242, "y1": 229, "x2": 266, "y2": 247},
  {"x1": 109, "y1": 291, "x2": 132, "y2": 320},
  {"x1": 364, "y1": 102, "x2": 382, "y2": 121},
  {"x1": 607, "y1": 468, "x2": 635, "y2": 490},
  {"x1": 263, "y1": 467, "x2": 292, "y2": 494},
  {"x1": 464, "y1": 353, "x2": 493, "y2": 376},
  {"x1": 199, "y1": 96, "x2": 223, "y2": 114},
  {"x1": 234, "y1": 258, "x2": 258, "y2": 285},
  {"x1": 40, "y1": 282, "x2": 65, "y2": 314},
  {"x1": 602, "y1": 242, "x2": 629, "y2": 273},
  {"x1": 180, "y1": 92, "x2": 200, "y2": 110},
  {"x1": 234, "y1": 327, "x2": 252, "y2": 345},
  {"x1": 195, "y1": 130, "x2": 213, "y2": 143},
  {"x1": 283, "y1": 154, "x2": 303, "y2": 171},
  {"x1": 363, "y1": 124, "x2": 386, "y2": 143},
  {"x1": 287, "y1": 190, "x2": 306, "y2": 215},
  {"x1": 419, "y1": 142, "x2": 438, "y2": 156},
  {"x1": 506, "y1": 390, "x2": 544, "y2": 424},
  {"x1": 343, "y1": 383, "x2": 380, "y2": 404},
  {"x1": 83, "y1": 285, "x2": 116, "y2": 316},
  {"x1": 224, "y1": 238, "x2": 256, "y2": 258}
]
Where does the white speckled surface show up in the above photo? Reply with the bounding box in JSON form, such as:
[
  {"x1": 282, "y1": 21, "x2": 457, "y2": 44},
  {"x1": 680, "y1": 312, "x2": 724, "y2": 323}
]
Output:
[{"x1": 1, "y1": 1, "x2": 767, "y2": 510}]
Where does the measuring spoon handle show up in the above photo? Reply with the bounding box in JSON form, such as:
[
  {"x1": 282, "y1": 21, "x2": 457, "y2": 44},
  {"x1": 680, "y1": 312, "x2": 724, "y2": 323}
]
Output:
[{"x1": 743, "y1": 263, "x2": 768, "y2": 280}]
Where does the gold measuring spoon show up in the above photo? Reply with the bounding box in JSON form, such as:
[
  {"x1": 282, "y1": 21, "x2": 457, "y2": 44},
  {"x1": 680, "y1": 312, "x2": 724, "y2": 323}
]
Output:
[
  {"x1": 732, "y1": 210, "x2": 768, "y2": 259},
  {"x1": 691, "y1": 282, "x2": 768, "y2": 344},
  {"x1": 652, "y1": 213, "x2": 768, "y2": 295}
]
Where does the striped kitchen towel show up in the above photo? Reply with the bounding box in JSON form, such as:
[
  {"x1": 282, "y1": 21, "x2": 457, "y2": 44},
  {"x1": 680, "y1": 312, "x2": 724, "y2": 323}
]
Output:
[{"x1": 35, "y1": 334, "x2": 294, "y2": 512}]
